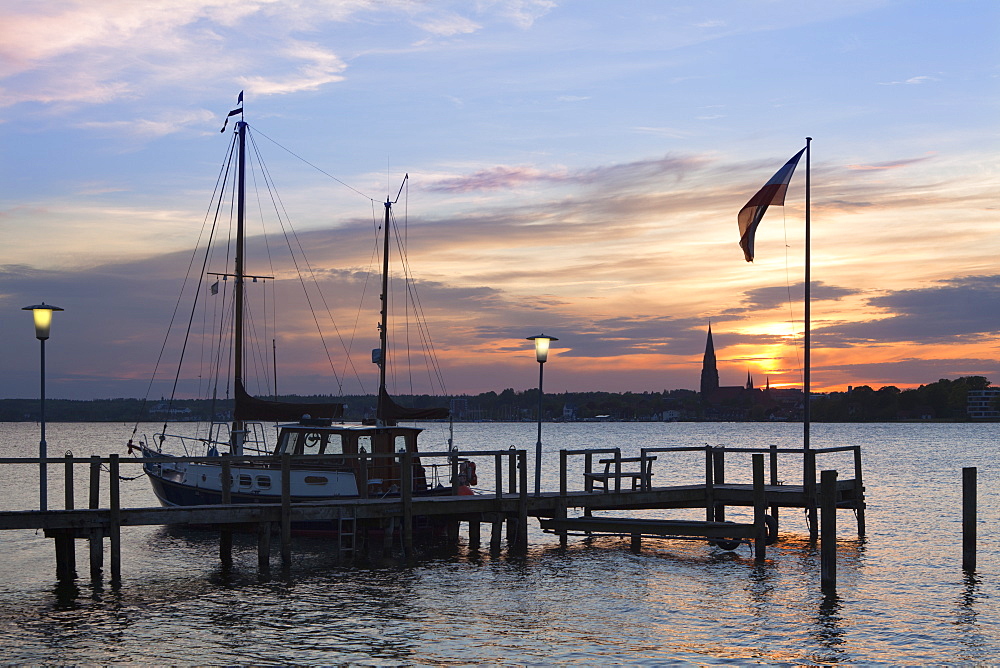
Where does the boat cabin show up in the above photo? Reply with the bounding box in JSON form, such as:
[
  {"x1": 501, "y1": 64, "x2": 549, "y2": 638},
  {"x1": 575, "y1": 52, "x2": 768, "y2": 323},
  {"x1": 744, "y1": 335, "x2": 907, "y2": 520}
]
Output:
[{"x1": 272, "y1": 419, "x2": 429, "y2": 494}]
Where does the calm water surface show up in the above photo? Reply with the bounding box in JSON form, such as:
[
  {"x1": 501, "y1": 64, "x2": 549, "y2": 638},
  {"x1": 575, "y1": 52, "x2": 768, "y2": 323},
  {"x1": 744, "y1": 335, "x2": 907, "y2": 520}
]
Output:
[{"x1": 0, "y1": 421, "x2": 997, "y2": 664}]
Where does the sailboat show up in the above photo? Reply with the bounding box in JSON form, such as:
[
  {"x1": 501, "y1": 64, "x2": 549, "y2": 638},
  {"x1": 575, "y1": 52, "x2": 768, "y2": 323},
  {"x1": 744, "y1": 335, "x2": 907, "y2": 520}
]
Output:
[{"x1": 130, "y1": 101, "x2": 471, "y2": 524}]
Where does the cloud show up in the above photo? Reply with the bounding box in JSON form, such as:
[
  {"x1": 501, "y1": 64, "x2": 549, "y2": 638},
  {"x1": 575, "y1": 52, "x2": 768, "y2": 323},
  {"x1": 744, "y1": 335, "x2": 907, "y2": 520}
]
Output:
[
  {"x1": 78, "y1": 108, "x2": 217, "y2": 138},
  {"x1": 817, "y1": 275, "x2": 1000, "y2": 346},
  {"x1": 416, "y1": 13, "x2": 481, "y2": 36},
  {"x1": 816, "y1": 357, "x2": 1000, "y2": 389},
  {"x1": 879, "y1": 75, "x2": 938, "y2": 86},
  {"x1": 425, "y1": 154, "x2": 709, "y2": 193},
  {"x1": 724, "y1": 282, "x2": 860, "y2": 313},
  {"x1": 847, "y1": 155, "x2": 936, "y2": 171},
  {"x1": 483, "y1": 0, "x2": 557, "y2": 29},
  {"x1": 240, "y1": 41, "x2": 347, "y2": 95}
]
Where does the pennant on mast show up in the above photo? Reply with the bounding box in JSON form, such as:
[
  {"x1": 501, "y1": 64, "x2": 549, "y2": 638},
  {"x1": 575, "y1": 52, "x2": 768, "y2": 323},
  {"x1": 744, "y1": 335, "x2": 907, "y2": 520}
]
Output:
[
  {"x1": 737, "y1": 147, "x2": 805, "y2": 262},
  {"x1": 219, "y1": 90, "x2": 244, "y2": 133}
]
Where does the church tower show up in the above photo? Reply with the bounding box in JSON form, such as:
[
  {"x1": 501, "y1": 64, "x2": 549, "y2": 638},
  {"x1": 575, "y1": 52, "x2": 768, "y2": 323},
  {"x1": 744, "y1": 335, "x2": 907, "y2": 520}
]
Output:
[{"x1": 700, "y1": 324, "x2": 720, "y2": 400}]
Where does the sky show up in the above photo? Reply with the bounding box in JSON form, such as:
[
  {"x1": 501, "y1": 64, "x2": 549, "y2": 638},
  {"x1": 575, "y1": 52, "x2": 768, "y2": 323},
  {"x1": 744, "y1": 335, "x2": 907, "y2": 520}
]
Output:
[{"x1": 1, "y1": 0, "x2": 998, "y2": 401}]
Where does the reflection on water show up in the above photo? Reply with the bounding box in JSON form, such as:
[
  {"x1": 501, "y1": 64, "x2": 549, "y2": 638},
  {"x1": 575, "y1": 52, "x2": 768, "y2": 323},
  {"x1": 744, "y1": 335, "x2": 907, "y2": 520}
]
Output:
[
  {"x1": 0, "y1": 421, "x2": 998, "y2": 663},
  {"x1": 814, "y1": 591, "x2": 845, "y2": 661}
]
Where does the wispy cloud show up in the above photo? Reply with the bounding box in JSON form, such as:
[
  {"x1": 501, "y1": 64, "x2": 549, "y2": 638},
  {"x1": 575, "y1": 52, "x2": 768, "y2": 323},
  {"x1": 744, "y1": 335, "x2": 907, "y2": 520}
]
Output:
[
  {"x1": 847, "y1": 155, "x2": 935, "y2": 171},
  {"x1": 426, "y1": 154, "x2": 708, "y2": 192},
  {"x1": 879, "y1": 75, "x2": 939, "y2": 85},
  {"x1": 241, "y1": 41, "x2": 347, "y2": 95},
  {"x1": 78, "y1": 109, "x2": 216, "y2": 138}
]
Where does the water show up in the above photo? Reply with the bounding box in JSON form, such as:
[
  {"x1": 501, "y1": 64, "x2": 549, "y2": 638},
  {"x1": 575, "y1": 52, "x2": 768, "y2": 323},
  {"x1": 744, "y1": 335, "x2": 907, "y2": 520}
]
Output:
[{"x1": 0, "y1": 421, "x2": 997, "y2": 664}]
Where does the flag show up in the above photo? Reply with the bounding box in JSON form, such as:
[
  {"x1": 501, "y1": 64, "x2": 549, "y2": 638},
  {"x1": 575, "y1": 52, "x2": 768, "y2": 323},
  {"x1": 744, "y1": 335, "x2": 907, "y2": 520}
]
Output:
[
  {"x1": 210, "y1": 280, "x2": 219, "y2": 295},
  {"x1": 737, "y1": 148, "x2": 805, "y2": 262},
  {"x1": 219, "y1": 92, "x2": 244, "y2": 132}
]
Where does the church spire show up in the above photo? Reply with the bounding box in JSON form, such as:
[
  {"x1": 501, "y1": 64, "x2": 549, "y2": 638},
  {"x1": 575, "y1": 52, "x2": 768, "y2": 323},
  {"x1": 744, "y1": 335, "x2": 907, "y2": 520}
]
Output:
[
  {"x1": 746, "y1": 370, "x2": 754, "y2": 390},
  {"x1": 700, "y1": 324, "x2": 719, "y2": 400}
]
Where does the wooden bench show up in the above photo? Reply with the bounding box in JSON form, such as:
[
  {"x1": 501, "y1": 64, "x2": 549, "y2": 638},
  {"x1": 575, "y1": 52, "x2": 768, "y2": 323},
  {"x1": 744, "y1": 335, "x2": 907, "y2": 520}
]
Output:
[{"x1": 583, "y1": 456, "x2": 656, "y2": 492}]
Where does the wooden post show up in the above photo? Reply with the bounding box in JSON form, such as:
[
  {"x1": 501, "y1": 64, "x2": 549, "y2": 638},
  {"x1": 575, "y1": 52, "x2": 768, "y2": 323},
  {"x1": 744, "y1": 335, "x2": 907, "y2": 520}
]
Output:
[
  {"x1": 280, "y1": 452, "x2": 291, "y2": 568},
  {"x1": 257, "y1": 521, "x2": 271, "y2": 575},
  {"x1": 54, "y1": 533, "x2": 75, "y2": 580},
  {"x1": 62, "y1": 451, "x2": 76, "y2": 578},
  {"x1": 820, "y1": 469, "x2": 837, "y2": 590},
  {"x1": 753, "y1": 453, "x2": 766, "y2": 563},
  {"x1": 630, "y1": 532, "x2": 642, "y2": 553},
  {"x1": 769, "y1": 444, "x2": 780, "y2": 526},
  {"x1": 109, "y1": 454, "x2": 121, "y2": 583},
  {"x1": 468, "y1": 519, "x2": 481, "y2": 549},
  {"x1": 401, "y1": 451, "x2": 414, "y2": 557},
  {"x1": 613, "y1": 448, "x2": 622, "y2": 493},
  {"x1": 963, "y1": 466, "x2": 977, "y2": 571},
  {"x1": 88, "y1": 455, "x2": 102, "y2": 580},
  {"x1": 704, "y1": 445, "x2": 715, "y2": 522},
  {"x1": 853, "y1": 446, "x2": 866, "y2": 538},
  {"x1": 516, "y1": 450, "x2": 528, "y2": 550},
  {"x1": 491, "y1": 453, "x2": 503, "y2": 553},
  {"x1": 220, "y1": 455, "x2": 233, "y2": 568},
  {"x1": 558, "y1": 450, "x2": 568, "y2": 547},
  {"x1": 506, "y1": 448, "x2": 517, "y2": 542},
  {"x1": 640, "y1": 448, "x2": 651, "y2": 492},
  {"x1": 712, "y1": 447, "x2": 725, "y2": 522},
  {"x1": 360, "y1": 452, "x2": 369, "y2": 499},
  {"x1": 805, "y1": 449, "x2": 818, "y2": 541}
]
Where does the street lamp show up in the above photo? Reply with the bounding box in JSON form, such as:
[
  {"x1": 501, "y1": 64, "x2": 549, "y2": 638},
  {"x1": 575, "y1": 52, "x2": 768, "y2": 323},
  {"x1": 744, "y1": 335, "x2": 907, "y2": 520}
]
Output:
[
  {"x1": 22, "y1": 302, "x2": 63, "y2": 511},
  {"x1": 526, "y1": 333, "x2": 558, "y2": 496}
]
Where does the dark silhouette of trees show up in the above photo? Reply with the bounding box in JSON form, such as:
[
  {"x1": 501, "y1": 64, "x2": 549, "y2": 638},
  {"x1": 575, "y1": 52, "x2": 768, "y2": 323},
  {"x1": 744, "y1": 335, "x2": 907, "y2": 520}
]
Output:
[{"x1": 0, "y1": 377, "x2": 993, "y2": 422}]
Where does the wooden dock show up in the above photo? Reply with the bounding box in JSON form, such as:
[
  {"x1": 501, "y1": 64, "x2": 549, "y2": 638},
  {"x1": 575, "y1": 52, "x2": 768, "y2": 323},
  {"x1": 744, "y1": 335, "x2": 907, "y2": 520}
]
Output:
[{"x1": 0, "y1": 443, "x2": 865, "y2": 581}]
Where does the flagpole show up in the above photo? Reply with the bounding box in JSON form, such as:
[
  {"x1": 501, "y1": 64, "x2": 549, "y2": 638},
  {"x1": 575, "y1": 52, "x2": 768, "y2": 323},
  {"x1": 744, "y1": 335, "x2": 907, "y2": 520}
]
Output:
[
  {"x1": 804, "y1": 137, "x2": 811, "y2": 450},
  {"x1": 804, "y1": 136, "x2": 817, "y2": 540}
]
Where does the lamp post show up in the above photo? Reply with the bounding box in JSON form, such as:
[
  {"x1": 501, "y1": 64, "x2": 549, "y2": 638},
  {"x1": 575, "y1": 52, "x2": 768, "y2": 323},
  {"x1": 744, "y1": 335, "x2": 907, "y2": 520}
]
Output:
[
  {"x1": 526, "y1": 334, "x2": 558, "y2": 496},
  {"x1": 22, "y1": 303, "x2": 63, "y2": 511}
]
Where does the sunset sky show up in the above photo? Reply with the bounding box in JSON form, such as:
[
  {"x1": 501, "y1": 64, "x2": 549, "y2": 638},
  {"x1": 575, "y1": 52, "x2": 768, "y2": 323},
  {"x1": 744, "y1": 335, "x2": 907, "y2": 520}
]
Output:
[{"x1": 2, "y1": 0, "x2": 998, "y2": 401}]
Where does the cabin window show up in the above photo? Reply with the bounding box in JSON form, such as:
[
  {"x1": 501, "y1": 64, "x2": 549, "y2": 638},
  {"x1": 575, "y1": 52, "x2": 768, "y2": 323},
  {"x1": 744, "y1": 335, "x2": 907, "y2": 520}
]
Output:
[
  {"x1": 304, "y1": 476, "x2": 328, "y2": 485},
  {"x1": 357, "y1": 435, "x2": 372, "y2": 454},
  {"x1": 239, "y1": 474, "x2": 252, "y2": 487},
  {"x1": 300, "y1": 431, "x2": 326, "y2": 456},
  {"x1": 325, "y1": 434, "x2": 344, "y2": 456},
  {"x1": 395, "y1": 435, "x2": 409, "y2": 452},
  {"x1": 256, "y1": 476, "x2": 271, "y2": 490}
]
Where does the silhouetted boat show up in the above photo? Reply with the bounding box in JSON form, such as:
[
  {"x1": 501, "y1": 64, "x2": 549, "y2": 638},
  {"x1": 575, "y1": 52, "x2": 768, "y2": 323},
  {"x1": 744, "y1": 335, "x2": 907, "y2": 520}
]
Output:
[{"x1": 129, "y1": 100, "x2": 472, "y2": 527}]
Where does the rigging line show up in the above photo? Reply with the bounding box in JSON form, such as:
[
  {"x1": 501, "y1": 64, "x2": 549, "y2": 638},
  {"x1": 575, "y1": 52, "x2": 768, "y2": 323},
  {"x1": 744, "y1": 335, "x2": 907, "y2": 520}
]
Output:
[
  {"x1": 164, "y1": 131, "x2": 239, "y2": 432},
  {"x1": 781, "y1": 207, "x2": 804, "y2": 387},
  {"x1": 338, "y1": 205, "x2": 382, "y2": 395},
  {"x1": 247, "y1": 131, "x2": 344, "y2": 393},
  {"x1": 253, "y1": 130, "x2": 367, "y2": 395},
  {"x1": 394, "y1": 200, "x2": 442, "y2": 394},
  {"x1": 390, "y1": 206, "x2": 448, "y2": 395},
  {"x1": 247, "y1": 149, "x2": 277, "y2": 395},
  {"x1": 250, "y1": 124, "x2": 376, "y2": 203},
  {"x1": 133, "y1": 131, "x2": 238, "y2": 436},
  {"x1": 386, "y1": 205, "x2": 414, "y2": 395}
]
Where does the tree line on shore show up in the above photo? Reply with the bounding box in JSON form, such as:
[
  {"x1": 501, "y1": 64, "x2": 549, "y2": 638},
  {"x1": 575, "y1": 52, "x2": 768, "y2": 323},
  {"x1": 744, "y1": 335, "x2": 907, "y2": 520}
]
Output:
[{"x1": 1, "y1": 376, "x2": 995, "y2": 423}]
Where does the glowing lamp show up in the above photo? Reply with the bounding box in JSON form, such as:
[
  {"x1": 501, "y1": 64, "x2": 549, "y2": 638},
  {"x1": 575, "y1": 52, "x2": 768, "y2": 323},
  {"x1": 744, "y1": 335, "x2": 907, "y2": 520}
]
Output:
[
  {"x1": 526, "y1": 334, "x2": 558, "y2": 363},
  {"x1": 22, "y1": 303, "x2": 64, "y2": 340}
]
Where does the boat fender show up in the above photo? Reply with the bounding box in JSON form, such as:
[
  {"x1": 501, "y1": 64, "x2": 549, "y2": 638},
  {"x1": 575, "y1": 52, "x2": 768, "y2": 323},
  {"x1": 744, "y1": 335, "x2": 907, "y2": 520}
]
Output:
[{"x1": 467, "y1": 461, "x2": 477, "y2": 486}]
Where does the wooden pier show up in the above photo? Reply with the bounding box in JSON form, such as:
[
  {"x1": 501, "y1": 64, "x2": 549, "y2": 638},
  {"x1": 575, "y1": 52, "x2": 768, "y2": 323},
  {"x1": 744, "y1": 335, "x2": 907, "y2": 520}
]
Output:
[{"x1": 0, "y1": 443, "x2": 866, "y2": 581}]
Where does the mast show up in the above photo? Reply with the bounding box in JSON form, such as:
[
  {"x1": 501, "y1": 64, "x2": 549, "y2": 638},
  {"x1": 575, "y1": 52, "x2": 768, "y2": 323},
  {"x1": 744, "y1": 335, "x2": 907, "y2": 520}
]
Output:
[
  {"x1": 232, "y1": 118, "x2": 247, "y2": 454},
  {"x1": 376, "y1": 175, "x2": 409, "y2": 428},
  {"x1": 376, "y1": 198, "x2": 391, "y2": 428}
]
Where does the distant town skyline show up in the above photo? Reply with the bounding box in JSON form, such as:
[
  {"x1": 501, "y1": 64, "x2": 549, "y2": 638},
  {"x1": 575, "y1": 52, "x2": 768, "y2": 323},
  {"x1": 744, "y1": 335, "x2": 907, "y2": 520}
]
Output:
[{"x1": 2, "y1": 1, "x2": 998, "y2": 400}]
